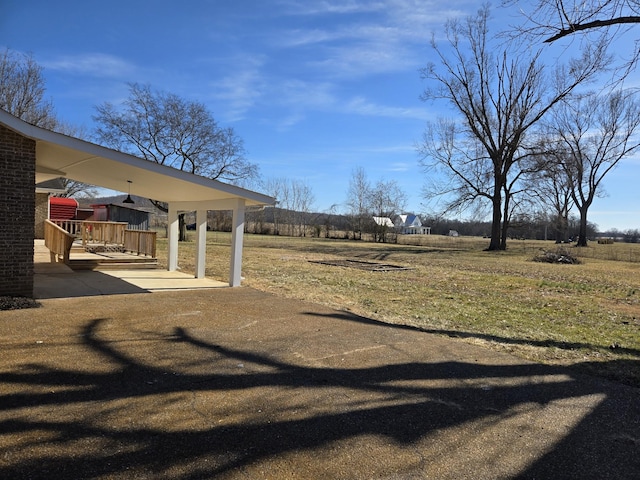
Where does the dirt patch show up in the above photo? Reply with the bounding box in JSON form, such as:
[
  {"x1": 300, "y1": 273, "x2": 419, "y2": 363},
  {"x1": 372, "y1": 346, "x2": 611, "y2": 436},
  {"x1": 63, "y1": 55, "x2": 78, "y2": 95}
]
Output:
[{"x1": 309, "y1": 259, "x2": 411, "y2": 272}]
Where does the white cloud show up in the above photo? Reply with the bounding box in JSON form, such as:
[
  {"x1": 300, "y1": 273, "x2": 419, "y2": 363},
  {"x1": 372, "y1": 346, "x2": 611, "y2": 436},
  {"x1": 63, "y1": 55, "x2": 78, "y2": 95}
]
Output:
[
  {"x1": 278, "y1": 80, "x2": 337, "y2": 108},
  {"x1": 274, "y1": 1, "x2": 470, "y2": 80},
  {"x1": 210, "y1": 1, "x2": 474, "y2": 123},
  {"x1": 387, "y1": 161, "x2": 412, "y2": 171},
  {"x1": 345, "y1": 96, "x2": 430, "y2": 120},
  {"x1": 209, "y1": 55, "x2": 267, "y2": 121},
  {"x1": 279, "y1": 0, "x2": 386, "y2": 16},
  {"x1": 42, "y1": 53, "x2": 136, "y2": 78}
]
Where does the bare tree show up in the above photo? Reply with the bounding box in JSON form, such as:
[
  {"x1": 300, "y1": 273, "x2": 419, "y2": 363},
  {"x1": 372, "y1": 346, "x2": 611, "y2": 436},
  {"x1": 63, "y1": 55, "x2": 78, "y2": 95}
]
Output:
[
  {"x1": 291, "y1": 180, "x2": 315, "y2": 237},
  {"x1": 505, "y1": 0, "x2": 640, "y2": 43},
  {"x1": 345, "y1": 166, "x2": 371, "y2": 240},
  {"x1": 369, "y1": 179, "x2": 407, "y2": 243},
  {"x1": 504, "y1": 0, "x2": 640, "y2": 82},
  {"x1": 545, "y1": 90, "x2": 640, "y2": 246},
  {"x1": 0, "y1": 48, "x2": 99, "y2": 198},
  {"x1": 526, "y1": 146, "x2": 575, "y2": 242},
  {"x1": 262, "y1": 177, "x2": 315, "y2": 236},
  {"x1": 0, "y1": 48, "x2": 56, "y2": 129},
  {"x1": 55, "y1": 178, "x2": 99, "y2": 199},
  {"x1": 419, "y1": 5, "x2": 606, "y2": 250},
  {"x1": 262, "y1": 177, "x2": 286, "y2": 235},
  {"x1": 94, "y1": 83, "x2": 258, "y2": 240}
]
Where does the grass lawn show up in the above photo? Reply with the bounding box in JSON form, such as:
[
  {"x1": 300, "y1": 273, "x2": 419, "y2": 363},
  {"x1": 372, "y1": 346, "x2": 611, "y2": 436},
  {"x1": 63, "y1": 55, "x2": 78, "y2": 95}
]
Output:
[{"x1": 156, "y1": 233, "x2": 640, "y2": 388}]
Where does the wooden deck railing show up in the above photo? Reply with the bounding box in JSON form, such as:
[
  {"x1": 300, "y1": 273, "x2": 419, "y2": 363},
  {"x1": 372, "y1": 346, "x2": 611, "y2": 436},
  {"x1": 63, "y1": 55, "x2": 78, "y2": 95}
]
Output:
[
  {"x1": 81, "y1": 221, "x2": 127, "y2": 246},
  {"x1": 51, "y1": 219, "x2": 84, "y2": 237},
  {"x1": 50, "y1": 220, "x2": 157, "y2": 259},
  {"x1": 44, "y1": 219, "x2": 75, "y2": 263},
  {"x1": 124, "y1": 229, "x2": 157, "y2": 257}
]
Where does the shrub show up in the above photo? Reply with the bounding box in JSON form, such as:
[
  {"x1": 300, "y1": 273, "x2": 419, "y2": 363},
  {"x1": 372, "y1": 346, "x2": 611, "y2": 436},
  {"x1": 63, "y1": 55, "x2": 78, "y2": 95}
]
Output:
[{"x1": 0, "y1": 296, "x2": 40, "y2": 310}]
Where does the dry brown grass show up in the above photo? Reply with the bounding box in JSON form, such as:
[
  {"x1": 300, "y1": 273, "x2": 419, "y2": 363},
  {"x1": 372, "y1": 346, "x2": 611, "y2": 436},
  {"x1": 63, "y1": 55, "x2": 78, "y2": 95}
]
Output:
[{"x1": 157, "y1": 233, "x2": 640, "y2": 387}]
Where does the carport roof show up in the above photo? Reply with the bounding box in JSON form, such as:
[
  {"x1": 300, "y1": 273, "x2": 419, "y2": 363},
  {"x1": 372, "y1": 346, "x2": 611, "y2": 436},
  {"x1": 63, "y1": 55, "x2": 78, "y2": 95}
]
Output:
[{"x1": 1, "y1": 109, "x2": 275, "y2": 207}]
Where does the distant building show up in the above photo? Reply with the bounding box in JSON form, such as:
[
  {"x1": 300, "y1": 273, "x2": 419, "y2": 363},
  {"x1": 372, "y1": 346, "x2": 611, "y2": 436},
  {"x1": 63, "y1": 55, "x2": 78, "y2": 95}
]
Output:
[
  {"x1": 373, "y1": 216, "x2": 395, "y2": 228},
  {"x1": 395, "y1": 214, "x2": 431, "y2": 235},
  {"x1": 49, "y1": 197, "x2": 78, "y2": 221},
  {"x1": 90, "y1": 203, "x2": 151, "y2": 230}
]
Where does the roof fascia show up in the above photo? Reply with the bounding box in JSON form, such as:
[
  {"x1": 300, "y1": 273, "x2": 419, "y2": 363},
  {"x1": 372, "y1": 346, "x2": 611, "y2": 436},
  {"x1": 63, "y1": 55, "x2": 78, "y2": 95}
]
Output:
[{"x1": 0, "y1": 109, "x2": 275, "y2": 206}]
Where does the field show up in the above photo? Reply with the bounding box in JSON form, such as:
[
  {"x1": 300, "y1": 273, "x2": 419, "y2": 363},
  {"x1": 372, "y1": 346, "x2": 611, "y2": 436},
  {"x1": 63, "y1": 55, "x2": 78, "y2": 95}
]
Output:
[{"x1": 156, "y1": 233, "x2": 640, "y2": 388}]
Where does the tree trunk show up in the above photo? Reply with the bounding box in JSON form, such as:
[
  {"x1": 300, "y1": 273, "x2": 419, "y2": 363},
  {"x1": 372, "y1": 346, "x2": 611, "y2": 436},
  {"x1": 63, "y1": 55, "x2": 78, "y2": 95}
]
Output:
[
  {"x1": 500, "y1": 219, "x2": 509, "y2": 250},
  {"x1": 499, "y1": 192, "x2": 511, "y2": 250},
  {"x1": 178, "y1": 213, "x2": 187, "y2": 242},
  {"x1": 557, "y1": 213, "x2": 569, "y2": 243},
  {"x1": 487, "y1": 190, "x2": 503, "y2": 251},
  {"x1": 576, "y1": 207, "x2": 589, "y2": 247}
]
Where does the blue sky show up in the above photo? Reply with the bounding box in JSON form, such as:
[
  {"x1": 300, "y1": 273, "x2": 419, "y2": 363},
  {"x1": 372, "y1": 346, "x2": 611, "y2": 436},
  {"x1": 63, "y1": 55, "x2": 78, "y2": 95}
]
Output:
[{"x1": 2, "y1": 0, "x2": 639, "y2": 231}]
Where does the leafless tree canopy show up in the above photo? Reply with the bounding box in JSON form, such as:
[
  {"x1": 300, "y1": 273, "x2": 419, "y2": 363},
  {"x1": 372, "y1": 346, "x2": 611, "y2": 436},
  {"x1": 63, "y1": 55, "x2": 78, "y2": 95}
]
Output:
[
  {"x1": 505, "y1": 0, "x2": 640, "y2": 43},
  {"x1": 0, "y1": 48, "x2": 56, "y2": 129},
  {"x1": 543, "y1": 90, "x2": 640, "y2": 245},
  {"x1": 94, "y1": 83, "x2": 258, "y2": 183},
  {"x1": 0, "y1": 48, "x2": 99, "y2": 198},
  {"x1": 525, "y1": 144, "x2": 575, "y2": 243},
  {"x1": 345, "y1": 166, "x2": 372, "y2": 240},
  {"x1": 262, "y1": 177, "x2": 316, "y2": 237},
  {"x1": 419, "y1": 6, "x2": 606, "y2": 250},
  {"x1": 94, "y1": 83, "x2": 258, "y2": 240}
]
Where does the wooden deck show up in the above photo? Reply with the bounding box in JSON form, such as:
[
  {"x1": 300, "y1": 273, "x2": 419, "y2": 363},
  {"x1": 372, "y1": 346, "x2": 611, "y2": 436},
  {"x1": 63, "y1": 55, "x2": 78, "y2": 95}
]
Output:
[
  {"x1": 42, "y1": 219, "x2": 158, "y2": 271},
  {"x1": 66, "y1": 242, "x2": 158, "y2": 270},
  {"x1": 35, "y1": 240, "x2": 158, "y2": 271}
]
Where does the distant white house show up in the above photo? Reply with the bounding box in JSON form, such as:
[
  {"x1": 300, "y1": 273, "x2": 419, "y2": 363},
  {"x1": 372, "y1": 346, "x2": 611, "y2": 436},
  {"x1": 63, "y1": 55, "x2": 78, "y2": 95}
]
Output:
[
  {"x1": 395, "y1": 214, "x2": 431, "y2": 235},
  {"x1": 373, "y1": 216, "x2": 395, "y2": 228}
]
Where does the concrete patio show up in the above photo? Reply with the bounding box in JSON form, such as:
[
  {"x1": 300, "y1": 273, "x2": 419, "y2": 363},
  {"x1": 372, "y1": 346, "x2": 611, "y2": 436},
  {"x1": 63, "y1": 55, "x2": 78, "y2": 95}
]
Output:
[{"x1": 33, "y1": 240, "x2": 227, "y2": 299}]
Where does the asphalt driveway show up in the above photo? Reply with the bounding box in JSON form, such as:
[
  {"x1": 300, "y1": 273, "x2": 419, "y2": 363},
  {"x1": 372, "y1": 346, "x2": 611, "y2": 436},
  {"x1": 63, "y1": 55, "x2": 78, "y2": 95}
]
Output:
[{"x1": 1, "y1": 287, "x2": 639, "y2": 479}]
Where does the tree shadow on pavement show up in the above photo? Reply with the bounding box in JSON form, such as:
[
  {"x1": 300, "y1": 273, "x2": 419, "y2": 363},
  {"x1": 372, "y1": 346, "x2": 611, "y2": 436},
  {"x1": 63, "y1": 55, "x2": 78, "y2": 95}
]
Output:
[
  {"x1": 307, "y1": 310, "x2": 640, "y2": 388},
  {"x1": 0, "y1": 316, "x2": 638, "y2": 479}
]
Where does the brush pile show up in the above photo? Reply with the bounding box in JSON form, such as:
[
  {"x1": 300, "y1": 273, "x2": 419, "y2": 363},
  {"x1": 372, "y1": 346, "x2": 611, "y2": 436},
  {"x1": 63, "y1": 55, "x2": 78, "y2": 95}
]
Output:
[{"x1": 533, "y1": 247, "x2": 581, "y2": 264}]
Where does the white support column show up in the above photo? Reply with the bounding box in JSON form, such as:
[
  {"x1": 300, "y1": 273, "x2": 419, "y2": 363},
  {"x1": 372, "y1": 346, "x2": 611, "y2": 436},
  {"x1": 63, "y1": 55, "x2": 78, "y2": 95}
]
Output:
[
  {"x1": 229, "y1": 198, "x2": 246, "y2": 287},
  {"x1": 195, "y1": 208, "x2": 207, "y2": 279},
  {"x1": 168, "y1": 203, "x2": 179, "y2": 272}
]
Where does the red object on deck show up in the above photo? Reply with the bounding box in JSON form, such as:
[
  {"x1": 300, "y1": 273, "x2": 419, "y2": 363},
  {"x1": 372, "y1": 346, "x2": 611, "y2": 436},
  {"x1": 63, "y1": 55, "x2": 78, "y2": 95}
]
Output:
[{"x1": 49, "y1": 197, "x2": 78, "y2": 220}]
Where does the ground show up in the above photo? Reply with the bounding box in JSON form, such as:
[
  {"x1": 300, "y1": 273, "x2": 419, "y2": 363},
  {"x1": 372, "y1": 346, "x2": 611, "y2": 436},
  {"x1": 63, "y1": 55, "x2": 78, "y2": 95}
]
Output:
[{"x1": 1, "y1": 287, "x2": 638, "y2": 479}]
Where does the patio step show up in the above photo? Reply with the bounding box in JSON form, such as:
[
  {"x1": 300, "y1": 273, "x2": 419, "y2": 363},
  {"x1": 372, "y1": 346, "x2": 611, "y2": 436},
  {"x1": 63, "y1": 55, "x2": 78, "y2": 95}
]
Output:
[{"x1": 68, "y1": 259, "x2": 159, "y2": 271}]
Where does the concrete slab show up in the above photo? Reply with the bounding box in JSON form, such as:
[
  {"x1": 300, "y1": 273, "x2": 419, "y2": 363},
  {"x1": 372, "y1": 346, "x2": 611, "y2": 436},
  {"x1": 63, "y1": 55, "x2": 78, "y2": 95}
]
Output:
[
  {"x1": 100, "y1": 269, "x2": 228, "y2": 291},
  {"x1": 33, "y1": 240, "x2": 227, "y2": 298},
  {"x1": 34, "y1": 269, "x2": 228, "y2": 299}
]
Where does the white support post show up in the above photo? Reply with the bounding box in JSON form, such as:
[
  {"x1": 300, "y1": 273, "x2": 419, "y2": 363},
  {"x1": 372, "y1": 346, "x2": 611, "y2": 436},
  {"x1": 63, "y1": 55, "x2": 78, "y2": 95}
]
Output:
[
  {"x1": 168, "y1": 203, "x2": 179, "y2": 272},
  {"x1": 229, "y1": 198, "x2": 246, "y2": 287},
  {"x1": 195, "y1": 208, "x2": 207, "y2": 279}
]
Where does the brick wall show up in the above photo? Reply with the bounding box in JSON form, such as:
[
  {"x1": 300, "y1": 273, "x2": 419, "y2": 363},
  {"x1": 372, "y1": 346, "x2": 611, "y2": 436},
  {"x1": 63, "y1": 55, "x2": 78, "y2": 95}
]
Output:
[
  {"x1": 35, "y1": 192, "x2": 49, "y2": 239},
  {"x1": 0, "y1": 124, "x2": 35, "y2": 297}
]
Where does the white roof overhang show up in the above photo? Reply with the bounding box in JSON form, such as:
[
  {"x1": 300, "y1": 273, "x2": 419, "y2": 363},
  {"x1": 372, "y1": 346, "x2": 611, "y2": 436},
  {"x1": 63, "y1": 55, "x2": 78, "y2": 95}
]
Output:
[{"x1": 1, "y1": 109, "x2": 275, "y2": 208}]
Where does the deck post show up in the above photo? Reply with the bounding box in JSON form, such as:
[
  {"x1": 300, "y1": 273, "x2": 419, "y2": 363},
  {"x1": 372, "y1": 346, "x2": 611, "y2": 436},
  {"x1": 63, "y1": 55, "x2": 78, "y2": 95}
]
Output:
[
  {"x1": 229, "y1": 198, "x2": 245, "y2": 287},
  {"x1": 195, "y1": 208, "x2": 207, "y2": 279},
  {"x1": 168, "y1": 203, "x2": 179, "y2": 272}
]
